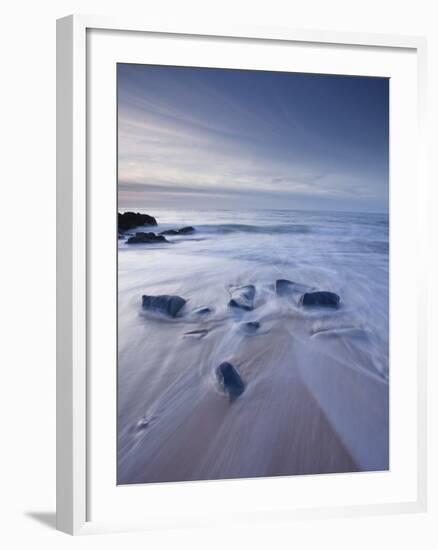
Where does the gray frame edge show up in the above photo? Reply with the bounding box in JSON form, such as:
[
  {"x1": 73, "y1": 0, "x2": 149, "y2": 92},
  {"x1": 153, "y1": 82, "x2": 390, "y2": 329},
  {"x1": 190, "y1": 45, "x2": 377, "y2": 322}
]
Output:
[{"x1": 56, "y1": 14, "x2": 87, "y2": 535}]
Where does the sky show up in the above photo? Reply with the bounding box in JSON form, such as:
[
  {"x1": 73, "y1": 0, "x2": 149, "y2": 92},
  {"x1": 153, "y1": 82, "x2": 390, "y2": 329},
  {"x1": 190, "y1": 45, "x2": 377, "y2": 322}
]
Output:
[{"x1": 118, "y1": 64, "x2": 389, "y2": 213}]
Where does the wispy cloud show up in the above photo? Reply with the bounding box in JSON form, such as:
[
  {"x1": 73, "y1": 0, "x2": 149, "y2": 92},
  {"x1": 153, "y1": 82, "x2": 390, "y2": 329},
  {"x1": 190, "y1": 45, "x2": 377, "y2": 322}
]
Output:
[{"x1": 118, "y1": 65, "x2": 389, "y2": 212}]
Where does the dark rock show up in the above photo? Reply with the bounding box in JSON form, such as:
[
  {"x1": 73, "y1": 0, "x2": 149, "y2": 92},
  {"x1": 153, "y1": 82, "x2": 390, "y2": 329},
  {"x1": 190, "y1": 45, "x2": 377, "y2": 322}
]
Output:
[
  {"x1": 136, "y1": 417, "x2": 150, "y2": 431},
  {"x1": 142, "y1": 294, "x2": 186, "y2": 317},
  {"x1": 216, "y1": 362, "x2": 245, "y2": 401},
  {"x1": 228, "y1": 285, "x2": 255, "y2": 311},
  {"x1": 160, "y1": 226, "x2": 196, "y2": 236},
  {"x1": 240, "y1": 321, "x2": 260, "y2": 335},
  {"x1": 302, "y1": 291, "x2": 340, "y2": 308},
  {"x1": 134, "y1": 413, "x2": 157, "y2": 433},
  {"x1": 183, "y1": 329, "x2": 209, "y2": 339},
  {"x1": 275, "y1": 279, "x2": 310, "y2": 296},
  {"x1": 118, "y1": 211, "x2": 157, "y2": 231},
  {"x1": 193, "y1": 307, "x2": 212, "y2": 315},
  {"x1": 178, "y1": 226, "x2": 195, "y2": 234},
  {"x1": 127, "y1": 232, "x2": 168, "y2": 244}
]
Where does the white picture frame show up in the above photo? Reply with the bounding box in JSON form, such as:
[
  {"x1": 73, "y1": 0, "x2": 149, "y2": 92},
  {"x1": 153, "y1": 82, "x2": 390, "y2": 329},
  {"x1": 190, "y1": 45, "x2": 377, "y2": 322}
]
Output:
[{"x1": 56, "y1": 14, "x2": 428, "y2": 535}]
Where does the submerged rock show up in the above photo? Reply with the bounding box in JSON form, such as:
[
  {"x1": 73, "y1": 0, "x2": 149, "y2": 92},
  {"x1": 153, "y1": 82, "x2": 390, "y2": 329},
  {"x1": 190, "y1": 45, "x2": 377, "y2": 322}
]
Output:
[
  {"x1": 136, "y1": 417, "x2": 150, "y2": 431},
  {"x1": 127, "y1": 232, "x2": 168, "y2": 244},
  {"x1": 275, "y1": 279, "x2": 311, "y2": 296},
  {"x1": 183, "y1": 329, "x2": 209, "y2": 339},
  {"x1": 302, "y1": 291, "x2": 340, "y2": 308},
  {"x1": 240, "y1": 321, "x2": 260, "y2": 335},
  {"x1": 141, "y1": 294, "x2": 186, "y2": 317},
  {"x1": 193, "y1": 306, "x2": 212, "y2": 315},
  {"x1": 133, "y1": 413, "x2": 158, "y2": 434},
  {"x1": 118, "y1": 211, "x2": 157, "y2": 231},
  {"x1": 228, "y1": 285, "x2": 256, "y2": 311},
  {"x1": 178, "y1": 226, "x2": 195, "y2": 234},
  {"x1": 160, "y1": 226, "x2": 195, "y2": 236},
  {"x1": 216, "y1": 362, "x2": 245, "y2": 401}
]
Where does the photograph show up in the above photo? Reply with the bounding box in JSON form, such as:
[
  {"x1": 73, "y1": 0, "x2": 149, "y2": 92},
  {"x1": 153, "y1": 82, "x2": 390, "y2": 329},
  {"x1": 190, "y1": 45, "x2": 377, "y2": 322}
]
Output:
[{"x1": 116, "y1": 63, "x2": 389, "y2": 485}]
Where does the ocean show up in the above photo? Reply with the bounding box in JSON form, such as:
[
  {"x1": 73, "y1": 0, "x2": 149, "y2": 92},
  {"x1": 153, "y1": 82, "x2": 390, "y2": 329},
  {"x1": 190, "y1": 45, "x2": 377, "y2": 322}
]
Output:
[{"x1": 117, "y1": 208, "x2": 389, "y2": 484}]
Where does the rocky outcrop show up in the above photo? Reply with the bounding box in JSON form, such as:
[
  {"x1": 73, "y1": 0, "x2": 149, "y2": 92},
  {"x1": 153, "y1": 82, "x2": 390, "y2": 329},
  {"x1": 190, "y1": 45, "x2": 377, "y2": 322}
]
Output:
[
  {"x1": 127, "y1": 232, "x2": 168, "y2": 244},
  {"x1": 302, "y1": 291, "x2": 340, "y2": 308},
  {"x1": 216, "y1": 362, "x2": 245, "y2": 401},
  {"x1": 276, "y1": 279, "x2": 339, "y2": 308},
  {"x1": 160, "y1": 226, "x2": 195, "y2": 236},
  {"x1": 118, "y1": 211, "x2": 157, "y2": 231},
  {"x1": 228, "y1": 285, "x2": 255, "y2": 311},
  {"x1": 141, "y1": 294, "x2": 186, "y2": 317}
]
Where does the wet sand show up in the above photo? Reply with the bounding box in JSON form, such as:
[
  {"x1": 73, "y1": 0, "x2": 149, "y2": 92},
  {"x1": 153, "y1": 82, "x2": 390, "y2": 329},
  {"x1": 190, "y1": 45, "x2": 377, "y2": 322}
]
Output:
[{"x1": 117, "y1": 279, "x2": 388, "y2": 484}]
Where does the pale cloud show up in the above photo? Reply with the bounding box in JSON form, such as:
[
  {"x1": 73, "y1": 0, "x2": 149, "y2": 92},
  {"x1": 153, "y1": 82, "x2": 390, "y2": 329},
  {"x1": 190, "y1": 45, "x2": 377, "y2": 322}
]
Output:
[{"x1": 118, "y1": 65, "x2": 389, "y2": 212}]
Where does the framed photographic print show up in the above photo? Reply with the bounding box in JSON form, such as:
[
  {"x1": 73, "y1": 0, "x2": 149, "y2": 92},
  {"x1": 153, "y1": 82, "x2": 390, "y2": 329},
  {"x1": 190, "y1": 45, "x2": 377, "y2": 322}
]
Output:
[{"x1": 57, "y1": 15, "x2": 427, "y2": 535}]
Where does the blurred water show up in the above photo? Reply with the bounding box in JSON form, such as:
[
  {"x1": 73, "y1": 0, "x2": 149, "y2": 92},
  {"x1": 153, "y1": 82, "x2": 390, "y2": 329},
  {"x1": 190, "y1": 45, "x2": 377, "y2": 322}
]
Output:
[
  {"x1": 117, "y1": 208, "x2": 389, "y2": 484},
  {"x1": 119, "y1": 208, "x2": 388, "y2": 372}
]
